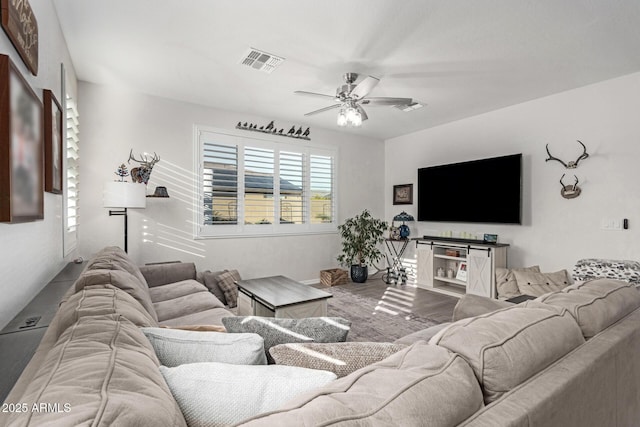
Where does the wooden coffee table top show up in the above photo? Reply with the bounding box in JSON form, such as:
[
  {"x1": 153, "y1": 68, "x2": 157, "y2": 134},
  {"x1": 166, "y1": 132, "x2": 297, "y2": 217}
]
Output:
[{"x1": 236, "y1": 275, "x2": 332, "y2": 309}]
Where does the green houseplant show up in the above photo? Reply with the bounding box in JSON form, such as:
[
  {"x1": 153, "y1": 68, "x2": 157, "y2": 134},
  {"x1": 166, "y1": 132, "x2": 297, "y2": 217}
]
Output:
[{"x1": 337, "y1": 210, "x2": 388, "y2": 283}]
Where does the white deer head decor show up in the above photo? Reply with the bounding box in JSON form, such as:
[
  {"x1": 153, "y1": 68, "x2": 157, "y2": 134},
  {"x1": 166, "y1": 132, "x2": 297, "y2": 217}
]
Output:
[{"x1": 128, "y1": 150, "x2": 160, "y2": 185}]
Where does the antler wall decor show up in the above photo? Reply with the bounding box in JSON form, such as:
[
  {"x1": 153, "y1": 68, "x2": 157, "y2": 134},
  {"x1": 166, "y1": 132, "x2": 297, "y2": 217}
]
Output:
[
  {"x1": 559, "y1": 174, "x2": 581, "y2": 199},
  {"x1": 545, "y1": 140, "x2": 589, "y2": 169},
  {"x1": 128, "y1": 150, "x2": 160, "y2": 185}
]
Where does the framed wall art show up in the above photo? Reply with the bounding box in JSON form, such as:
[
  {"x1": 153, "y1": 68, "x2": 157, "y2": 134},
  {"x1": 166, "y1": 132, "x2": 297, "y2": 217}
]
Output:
[
  {"x1": 393, "y1": 184, "x2": 413, "y2": 205},
  {"x1": 0, "y1": 54, "x2": 44, "y2": 223},
  {"x1": 43, "y1": 89, "x2": 63, "y2": 194}
]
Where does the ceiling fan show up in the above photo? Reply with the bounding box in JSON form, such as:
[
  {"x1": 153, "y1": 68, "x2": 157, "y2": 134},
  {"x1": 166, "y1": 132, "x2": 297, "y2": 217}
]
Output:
[{"x1": 295, "y1": 73, "x2": 412, "y2": 127}]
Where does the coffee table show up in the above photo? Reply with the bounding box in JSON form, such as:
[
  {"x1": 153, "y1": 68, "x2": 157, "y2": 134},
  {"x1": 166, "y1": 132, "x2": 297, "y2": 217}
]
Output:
[{"x1": 236, "y1": 275, "x2": 332, "y2": 319}]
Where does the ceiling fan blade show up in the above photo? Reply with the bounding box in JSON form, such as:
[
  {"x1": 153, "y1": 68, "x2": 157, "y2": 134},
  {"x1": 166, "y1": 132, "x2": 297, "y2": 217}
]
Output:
[
  {"x1": 349, "y1": 76, "x2": 379, "y2": 99},
  {"x1": 364, "y1": 97, "x2": 413, "y2": 106},
  {"x1": 294, "y1": 91, "x2": 337, "y2": 101},
  {"x1": 356, "y1": 105, "x2": 368, "y2": 121},
  {"x1": 304, "y1": 103, "x2": 342, "y2": 116}
]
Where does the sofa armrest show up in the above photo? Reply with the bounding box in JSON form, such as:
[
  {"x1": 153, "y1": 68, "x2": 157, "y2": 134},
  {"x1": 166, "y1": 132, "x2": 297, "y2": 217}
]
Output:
[
  {"x1": 139, "y1": 262, "x2": 197, "y2": 288},
  {"x1": 452, "y1": 294, "x2": 514, "y2": 322}
]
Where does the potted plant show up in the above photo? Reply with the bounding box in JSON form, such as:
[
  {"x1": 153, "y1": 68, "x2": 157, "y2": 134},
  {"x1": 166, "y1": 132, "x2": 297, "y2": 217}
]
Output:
[{"x1": 337, "y1": 210, "x2": 388, "y2": 283}]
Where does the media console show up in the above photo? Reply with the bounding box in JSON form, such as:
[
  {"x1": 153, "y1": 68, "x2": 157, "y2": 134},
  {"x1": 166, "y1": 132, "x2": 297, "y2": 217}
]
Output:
[{"x1": 415, "y1": 237, "x2": 509, "y2": 299}]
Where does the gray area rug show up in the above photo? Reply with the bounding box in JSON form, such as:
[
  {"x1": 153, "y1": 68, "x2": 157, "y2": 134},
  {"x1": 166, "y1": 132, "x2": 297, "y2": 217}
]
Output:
[{"x1": 323, "y1": 285, "x2": 442, "y2": 343}]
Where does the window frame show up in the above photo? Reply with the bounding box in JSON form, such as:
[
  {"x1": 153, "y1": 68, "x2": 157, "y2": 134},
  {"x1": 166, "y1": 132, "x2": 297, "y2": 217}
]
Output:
[{"x1": 194, "y1": 125, "x2": 338, "y2": 239}]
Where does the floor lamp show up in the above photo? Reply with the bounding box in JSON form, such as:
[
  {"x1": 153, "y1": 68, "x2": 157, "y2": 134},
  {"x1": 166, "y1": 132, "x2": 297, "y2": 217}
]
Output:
[{"x1": 103, "y1": 182, "x2": 146, "y2": 253}]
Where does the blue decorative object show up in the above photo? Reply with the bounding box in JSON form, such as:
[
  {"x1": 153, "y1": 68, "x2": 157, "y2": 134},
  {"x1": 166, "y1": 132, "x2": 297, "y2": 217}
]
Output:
[{"x1": 393, "y1": 211, "x2": 415, "y2": 238}]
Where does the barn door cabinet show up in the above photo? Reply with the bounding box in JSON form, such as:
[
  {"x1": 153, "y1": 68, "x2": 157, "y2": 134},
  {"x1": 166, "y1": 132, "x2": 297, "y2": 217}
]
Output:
[{"x1": 415, "y1": 238, "x2": 508, "y2": 299}]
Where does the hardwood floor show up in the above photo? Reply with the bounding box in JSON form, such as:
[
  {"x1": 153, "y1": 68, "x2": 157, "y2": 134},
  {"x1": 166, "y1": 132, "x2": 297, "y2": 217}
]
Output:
[{"x1": 314, "y1": 272, "x2": 459, "y2": 324}]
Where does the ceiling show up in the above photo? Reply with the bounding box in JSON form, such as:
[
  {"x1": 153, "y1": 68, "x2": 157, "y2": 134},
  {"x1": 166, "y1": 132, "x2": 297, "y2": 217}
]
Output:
[{"x1": 52, "y1": 0, "x2": 640, "y2": 140}]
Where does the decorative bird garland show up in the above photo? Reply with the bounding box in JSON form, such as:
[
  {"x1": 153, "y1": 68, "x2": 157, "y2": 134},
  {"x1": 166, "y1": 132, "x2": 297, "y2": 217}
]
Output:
[{"x1": 235, "y1": 121, "x2": 310, "y2": 141}]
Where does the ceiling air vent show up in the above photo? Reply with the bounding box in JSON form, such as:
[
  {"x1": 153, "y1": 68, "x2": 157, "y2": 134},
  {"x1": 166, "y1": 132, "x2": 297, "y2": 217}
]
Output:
[{"x1": 240, "y1": 48, "x2": 285, "y2": 74}]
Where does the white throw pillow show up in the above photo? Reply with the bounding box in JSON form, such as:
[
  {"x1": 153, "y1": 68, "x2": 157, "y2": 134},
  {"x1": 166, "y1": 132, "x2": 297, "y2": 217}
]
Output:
[
  {"x1": 141, "y1": 327, "x2": 267, "y2": 366},
  {"x1": 160, "y1": 362, "x2": 337, "y2": 426}
]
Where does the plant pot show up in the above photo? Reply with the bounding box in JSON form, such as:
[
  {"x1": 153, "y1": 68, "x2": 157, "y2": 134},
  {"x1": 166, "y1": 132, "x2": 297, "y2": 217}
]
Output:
[{"x1": 350, "y1": 265, "x2": 368, "y2": 283}]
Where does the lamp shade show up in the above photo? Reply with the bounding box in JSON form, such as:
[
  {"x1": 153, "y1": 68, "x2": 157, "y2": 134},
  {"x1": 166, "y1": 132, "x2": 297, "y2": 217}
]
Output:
[
  {"x1": 393, "y1": 211, "x2": 414, "y2": 222},
  {"x1": 103, "y1": 182, "x2": 147, "y2": 208}
]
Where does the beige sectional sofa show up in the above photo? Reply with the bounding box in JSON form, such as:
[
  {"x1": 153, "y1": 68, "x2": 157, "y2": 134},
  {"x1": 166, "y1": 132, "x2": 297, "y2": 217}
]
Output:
[{"x1": 3, "y1": 246, "x2": 640, "y2": 427}]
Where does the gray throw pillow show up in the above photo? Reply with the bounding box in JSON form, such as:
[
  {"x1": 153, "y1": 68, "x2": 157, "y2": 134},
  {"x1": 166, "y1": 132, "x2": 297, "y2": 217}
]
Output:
[
  {"x1": 141, "y1": 327, "x2": 266, "y2": 366},
  {"x1": 202, "y1": 270, "x2": 228, "y2": 305},
  {"x1": 160, "y1": 362, "x2": 336, "y2": 427},
  {"x1": 222, "y1": 316, "x2": 351, "y2": 363},
  {"x1": 269, "y1": 342, "x2": 406, "y2": 377}
]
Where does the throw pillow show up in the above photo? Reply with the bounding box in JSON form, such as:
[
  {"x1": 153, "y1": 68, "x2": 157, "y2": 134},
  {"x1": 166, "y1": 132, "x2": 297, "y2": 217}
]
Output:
[
  {"x1": 159, "y1": 362, "x2": 336, "y2": 427},
  {"x1": 495, "y1": 265, "x2": 540, "y2": 300},
  {"x1": 269, "y1": 342, "x2": 407, "y2": 377},
  {"x1": 217, "y1": 270, "x2": 241, "y2": 308},
  {"x1": 202, "y1": 270, "x2": 228, "y2": 305},
  {"x1": 160, "y1": 324, "x2": 226, "y2": 332},
  {"x1": 222, "y1": 316, "x2": 351, "y2": 363},
  {"x1": 513, "y1": 269, "x2": 570, "y2": 297},
  {"x1": 141, "y1": 327, "x2": 266, "y2": 366}
]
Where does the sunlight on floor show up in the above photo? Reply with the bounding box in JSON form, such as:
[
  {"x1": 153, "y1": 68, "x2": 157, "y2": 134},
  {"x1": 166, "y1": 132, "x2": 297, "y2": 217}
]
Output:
[{"x1": 372, "y1": 284, "x2": 418, "y2": 318}]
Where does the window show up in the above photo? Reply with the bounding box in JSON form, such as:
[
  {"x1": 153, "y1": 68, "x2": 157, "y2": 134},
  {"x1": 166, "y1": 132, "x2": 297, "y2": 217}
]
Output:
[
  {"x1": 197, "y1": 127, "x2": 336, "y2": 237},
  {"x1": 64, "y1": 95, "x2": 79, "y2": 254}
]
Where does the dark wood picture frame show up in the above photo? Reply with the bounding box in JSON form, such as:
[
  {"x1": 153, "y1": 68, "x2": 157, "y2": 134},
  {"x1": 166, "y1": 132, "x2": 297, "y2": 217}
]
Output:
[
  {"x1": 43, "y1": 89, "x2": 63, "y2": 194},
  {"x1": 393, "y1": 183, "x2": 413, "y2": 205},
  {"x1": 0, "y1": 54, "x2": 44, "y2": 223}
]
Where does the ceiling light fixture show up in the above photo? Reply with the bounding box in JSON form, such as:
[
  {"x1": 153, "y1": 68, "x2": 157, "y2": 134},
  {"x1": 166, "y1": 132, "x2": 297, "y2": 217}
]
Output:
[{"x1": 337, "y1": 102, "x2": 362, "y2": 127}]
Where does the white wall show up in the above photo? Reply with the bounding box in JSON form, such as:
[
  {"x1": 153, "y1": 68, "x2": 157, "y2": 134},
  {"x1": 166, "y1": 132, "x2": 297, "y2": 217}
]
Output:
[
  {"x1": 77, "y1": 82, "x2": 385, "y2": 281},
  {"x1": 385, "y1": 72, "x2": 640, "y2": 273},
  {"x1": 0, "y1": 0, "x2": 78, "y2": 328}
]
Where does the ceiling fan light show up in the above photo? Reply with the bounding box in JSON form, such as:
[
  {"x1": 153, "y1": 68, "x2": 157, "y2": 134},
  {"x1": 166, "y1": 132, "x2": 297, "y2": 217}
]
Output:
[
  {"x1": 346, "y1": 107, "x2": 357, "y2": 123},
  {"x1": 337, "y1": 110, "x2": 347, "y2": 126},
  {"x1": 352, "y1": 111, "x2": 362, "y2": 127}
]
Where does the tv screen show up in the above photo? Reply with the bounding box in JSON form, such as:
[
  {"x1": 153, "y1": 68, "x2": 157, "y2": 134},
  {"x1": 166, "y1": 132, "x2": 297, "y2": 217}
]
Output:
[{"x1": 417, "y1": 154, "x2": 522, "y2": 224}]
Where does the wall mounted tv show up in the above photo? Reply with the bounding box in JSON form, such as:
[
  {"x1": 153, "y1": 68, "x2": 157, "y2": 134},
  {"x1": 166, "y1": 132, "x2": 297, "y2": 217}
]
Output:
[{"x1": 417, "y1": 153, "x2": 522, "y2": 224}]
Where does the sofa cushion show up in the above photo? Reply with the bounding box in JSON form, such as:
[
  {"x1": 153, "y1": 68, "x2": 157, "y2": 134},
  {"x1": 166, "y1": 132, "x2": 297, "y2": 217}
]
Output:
[
  {"x1": 160, "y1": 362, "x2": 336, "y2": 427},
  {"x1": 141, "y1": 327, "x2": 267, "y2": 366},
  {"x1": 52, "y1": 285, "x2": 157, "y2": 339},
  {"x1": 152, "y1": 283, "x2": 226, "y2": 322},
  {"x1": 238, "y1": 342, "x2": 484, "y2": 427},
  {"x1": 452, "y1": 294, "x2": 514, "y2": 321},
  {"x1": 158, "y1": 307, "x2": 236, "y2": 328},
  {"x1": 536, "y1": 278, "x2": 640, "y2": 338},
  {"x1": 394, "y1": 322, "x2": 452, "y2": 345},
  {"x1": 5, "y1": 314, "x2": 186, "y2": 427},
  {"x1": 85, "y1": 246, "x2": 149, "y2": 290},
  {"x1": 430, "y1": 303, "x2": 585, "y2": 404},
  {"x1": 495, "y1": 265, "x2": 540, "y2": 300},
  {"x1": 138, "y1": 262, "x2": 197, "y2": 288},
  {"x1": 74, "y1": 269, "x2": 158, "y2": 322},
  {"x1": 513, "y1": 269, "x2": 571, "y2": 297},
  {"x1": 269, "y1": 342, "x2": 407, "y2": 378},
  {"x1": 148, "y1": 279, "x2": 215, "y2": 303},
  {"x1": 202, "y1": 270, "x2": 229, "y2": 305},
  {"x1": 222, "y1": 316, "x2": 351, "y2": 363}
]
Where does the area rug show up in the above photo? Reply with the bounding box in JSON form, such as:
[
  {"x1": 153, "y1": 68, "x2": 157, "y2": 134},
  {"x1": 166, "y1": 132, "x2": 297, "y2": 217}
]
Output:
[{"x1": 323, "y1": 286, "x2": 443, "y2": 342}]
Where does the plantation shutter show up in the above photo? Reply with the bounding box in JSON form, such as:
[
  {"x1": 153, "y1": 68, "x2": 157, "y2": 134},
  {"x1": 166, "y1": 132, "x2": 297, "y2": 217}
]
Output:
[
  {"x1": 244, "y1": 147, "x2": 275, "y2": 224},
  {"x1": 310, "y1": 154, "x2": 333, "y2": 224},
  {"x1": 203, "y1": 142, "x2": 238, "y2": 225},
  {"x1": 279, "y1": 151, "x2": 305, "y2": 224},
  {"x1": 65, "y1": 96, "x2": 79, "y2": 233}
]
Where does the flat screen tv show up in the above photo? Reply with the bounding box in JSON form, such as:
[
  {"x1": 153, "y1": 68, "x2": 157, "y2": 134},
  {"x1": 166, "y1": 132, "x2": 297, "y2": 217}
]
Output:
[{"x1": 417, "y1": 154, "x2": 522, "y2": 224}]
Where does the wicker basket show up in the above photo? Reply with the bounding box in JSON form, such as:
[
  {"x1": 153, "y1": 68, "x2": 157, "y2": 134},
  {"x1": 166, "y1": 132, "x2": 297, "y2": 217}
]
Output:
[{"x1": 320, "y1": 268, "x2": 349, "y2": 287}]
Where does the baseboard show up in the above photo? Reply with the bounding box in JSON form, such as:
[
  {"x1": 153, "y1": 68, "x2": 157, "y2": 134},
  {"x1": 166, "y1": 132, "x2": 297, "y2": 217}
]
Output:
[{"x1": 300, "y1": 278, "x2": 321, "y2": 285}]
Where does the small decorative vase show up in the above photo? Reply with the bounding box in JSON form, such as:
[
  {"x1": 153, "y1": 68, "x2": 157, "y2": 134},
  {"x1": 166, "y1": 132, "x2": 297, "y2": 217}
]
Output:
[
  {"x1": 350, "y1": 265, "x2": 368, "y2": 283},
  {"x1": 399, "y1": 224, "x2": 410, "y2": 238}
]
